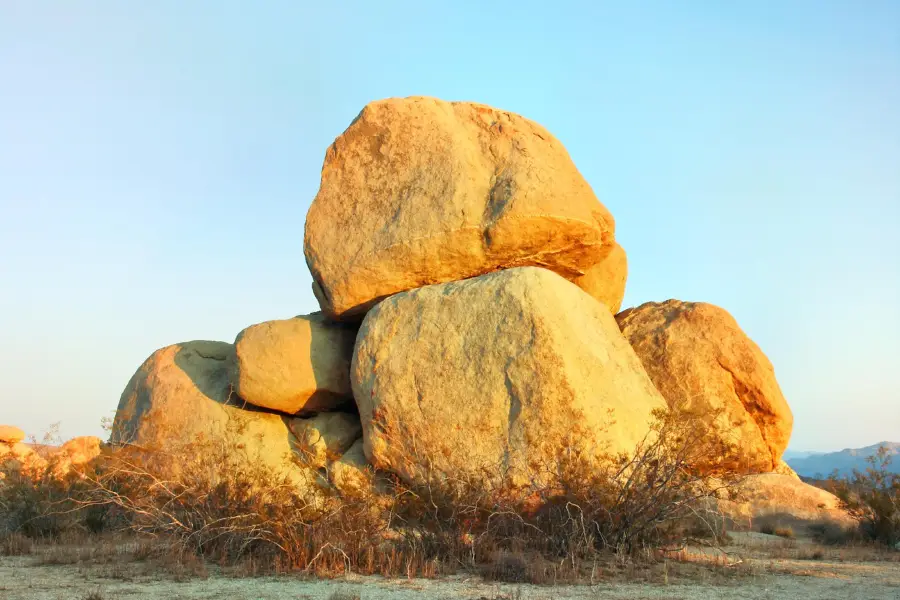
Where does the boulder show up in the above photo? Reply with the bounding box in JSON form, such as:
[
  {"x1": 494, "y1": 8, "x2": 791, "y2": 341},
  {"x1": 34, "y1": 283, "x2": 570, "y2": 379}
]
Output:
[
  {"x1": 329, "y1": 438, "x2": 372, "y2": 496},
  {"x1": 774, "y1": 460, "x2": 801, "y2": 480},
  {"x1": 616, "y1": 300, "x2": 793, "y2": 472},
  {"x1": 51, "y1": 436, "x2": 103, "y2": 475},
  {"x1": 232, "y1": 313, "x2": 357, "y2": 414},
  {"x1": 111, "y1": 341, "x2": 317, "y2": 488},
  {"x1": 571, "y1": 242, "x2": 628, "y2": 314},
  {"x1": 352, "y1": 267, "x2": 666, "y2": 490},
  {"x1": 287, "y1": 411, "x2": 362, "y2": 469},
  {"x1": 0, "y1": 425, "x2": 25, "y2": 444},
  {"x1": 305, "y1": 96, "x2": 618, "y2": 320},
  {"x1": 720, "y1": 473, "x2": 854, "y2": 530}
]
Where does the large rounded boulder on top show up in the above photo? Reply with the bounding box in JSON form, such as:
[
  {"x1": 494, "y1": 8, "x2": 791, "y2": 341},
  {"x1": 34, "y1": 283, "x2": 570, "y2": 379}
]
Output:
[
  {"x1": 111, "y1": 341, "x2": 316, "y2": 488},
  {"x1": 305, "y1": 96, "x2": 619, "y2": 320},
  {"x1": 616, "y1": 300, "x2": 793, "y2": 472},
  {"x1": 232, "y1": 313, "x2": 357, "y2": 414},
  {"x1": 352, "y1": 267, "x2": 666, "y2": 490}
]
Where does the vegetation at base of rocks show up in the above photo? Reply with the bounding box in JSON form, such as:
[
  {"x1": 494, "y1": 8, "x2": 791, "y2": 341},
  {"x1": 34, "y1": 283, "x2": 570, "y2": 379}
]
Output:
[
  {"x1": 827, "y1": 445, "x2": 900, "y2": 547},
  {"x1": 807, "y1": 521, "x2": 859, "y2": 546},
  {"x1": 758, "y1": 523, "x2": 795, "y2": 539},
  {"x1": 1, "y1": 405, "x2": 751, "y2": 582}
]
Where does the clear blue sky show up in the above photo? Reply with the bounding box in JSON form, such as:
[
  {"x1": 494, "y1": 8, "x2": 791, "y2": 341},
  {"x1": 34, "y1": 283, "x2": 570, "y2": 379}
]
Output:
[{"x1": 1, "y1": 2, "x2": 897, "y2": 451}]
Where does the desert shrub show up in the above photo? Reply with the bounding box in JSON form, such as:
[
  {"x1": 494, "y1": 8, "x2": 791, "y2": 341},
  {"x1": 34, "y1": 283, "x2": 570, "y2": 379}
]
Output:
[
  {"x1": 829, "y1": 446, "x2": 900, "y2": 546},
  {"x1": 773, "y1": 526, "x2": 794, "y2": 539},
  {"x1": 0, "y1": 531, "x2": 33, "y2": 555},
  {"x1": 0, "y1": 455, "x2": 101, "y2": 538},
  {"x1": 372, "y1": 401, "x2": 745, "y2": 578},
  {"x1": 808, "y1": 521, "x2": 857, "y2": 545},
  {"x1": 71, "y1": 432, "x2": 331, "y2": 567},
  {"x1": 0, "y1": 404, "x2": 746, "y2": 581}
]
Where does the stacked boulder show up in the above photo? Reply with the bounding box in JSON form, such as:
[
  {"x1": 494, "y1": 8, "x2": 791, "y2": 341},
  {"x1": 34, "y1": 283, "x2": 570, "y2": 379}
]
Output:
[
  {"x1": 112, "y1": 96, "x2": 829, "y2": 518},
  {"x1": 112, "y1": 336, "x2": 364, "y2": 494}
]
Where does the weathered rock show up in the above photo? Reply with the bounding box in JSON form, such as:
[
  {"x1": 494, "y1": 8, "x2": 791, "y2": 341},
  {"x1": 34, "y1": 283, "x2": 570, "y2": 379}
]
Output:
[
  {"x1": 572, "y1": 242, "x2": 628, "y2": 314},
  {"x1": 52, "y1": 436, "x2": 103, "y2": 475},
  {"x1": 0, "y1": 425, "x2": 25, "y2": 444},
  {"x1": 774, "y1": 460, "x2": 801, "y2": 480},
  {"x1": 352, "y1": 267, "x2": 666, "y2": 489},
  {"x1": 233, "y1": 313, "x2": 357, "y2": 414},
  {"x1": 719, "y1": 473, "x2": 854, "y2": 530},
  {"x1": 111, "y1": 341, "x2": 317, "y2": 488},
  {"x1": 287, "y1": 411, "x2": 362, "y2": 469},
  {"x1": 305, "y1": 96, "x2": 618, "y2": 320},
  {"x1": 329, "y1": 439, "x2": 372, "y2": 496},
  {"x1": 616, "y1": 300, "x2": 793, "y2": 472}
]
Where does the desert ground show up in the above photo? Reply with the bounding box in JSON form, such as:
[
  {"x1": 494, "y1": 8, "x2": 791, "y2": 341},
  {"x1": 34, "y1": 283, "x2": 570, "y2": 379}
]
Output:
[{"x1": 2, "y1": 533, "x2": 898, "y2": 600}]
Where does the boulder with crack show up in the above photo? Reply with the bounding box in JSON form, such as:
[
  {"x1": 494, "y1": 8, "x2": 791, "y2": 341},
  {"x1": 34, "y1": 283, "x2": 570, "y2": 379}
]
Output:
[{"x1": 352, "y1": 267, "x2": 665, "y2": 491}]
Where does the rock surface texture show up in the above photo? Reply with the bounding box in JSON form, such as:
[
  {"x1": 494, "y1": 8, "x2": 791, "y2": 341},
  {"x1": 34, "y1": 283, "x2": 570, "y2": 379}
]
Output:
[
  {"x1": 572, "y1": 242, "x2": 628, "y2": 313},
  {"x1": 233, "y1": 313, "x2": 357, "y2": 414},
  {"x1": 305, "y1": 96, "x2": 619, "y2": 320},
  {"x1": 287, "y1": 411, "x2": 362, "y2": 469},
  {"x1": 719, "y1": 473, "x2": 855, "y2": 529},
  {"x1": 111, "y1": 341, "x2": 315, "y2": 487},
  {"x1": 352, "y1": 267, "x2": 666, "y2": 489},
  {"x1": 616, "y1": 300, "x2": 793, "y2": 472},
  {"x1": 328, "y1": 438, "x2": 371, "y2": 496}
]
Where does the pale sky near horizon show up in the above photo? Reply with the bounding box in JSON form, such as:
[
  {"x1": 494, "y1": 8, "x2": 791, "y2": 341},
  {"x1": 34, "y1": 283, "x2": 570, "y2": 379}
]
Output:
[{"x1": 1, "y1": 2, "x2": 897, "y2": 451}]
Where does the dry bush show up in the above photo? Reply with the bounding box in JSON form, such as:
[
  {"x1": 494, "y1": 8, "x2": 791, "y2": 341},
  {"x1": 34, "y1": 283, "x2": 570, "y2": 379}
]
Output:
[
  {"x1": 808, "y1": 521, "x2": 858, "y2": 545},
  {"x1": 0, "y1": 531, "x2": 33, "y2": 556},
  {"x1": 759, "y1": 523, "x2": 794, "y2": 539},
  {"x1": 70, "y1": 430, "x2": 330, "y2": 567},
  {"x1": 0, "y1": 452, "x2": 103, "y2": 538},
  {"x1": 773, "y1": 526, "x2": 794, "y2": 539},
  {"x1": 828, "y1": 445, "x2": 900, "y2": 546},
  {"x1": 0, "y1": 404, "x2": 748, "y2": 582}
]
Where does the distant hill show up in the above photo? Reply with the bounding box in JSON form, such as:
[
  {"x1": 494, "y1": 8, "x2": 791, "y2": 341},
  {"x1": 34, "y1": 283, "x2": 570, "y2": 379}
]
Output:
[
  {"x1": 786, "y1": 442, "x2": 900, "y2": 478},
  {"x1": 782, "y1": 449, "x2": 824, "y2": 461}
]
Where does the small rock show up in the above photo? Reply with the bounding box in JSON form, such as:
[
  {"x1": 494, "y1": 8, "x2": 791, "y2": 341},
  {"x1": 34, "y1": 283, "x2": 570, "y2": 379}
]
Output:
[
  {"x1": 232, "y1": 313, "x2": 357, "y2": 414},
  {"x1": 0, "y1": 425, "x2": 26, "y2": 444},
  {"x1": 288, "y1": 412, "x2": 362, "y2": 469}
]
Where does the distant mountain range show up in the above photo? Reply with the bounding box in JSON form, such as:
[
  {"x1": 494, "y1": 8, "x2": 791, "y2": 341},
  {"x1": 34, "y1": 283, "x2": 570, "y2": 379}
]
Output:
[{"x1": 786, "y1": 442, "x2": 900, "y2": 478}]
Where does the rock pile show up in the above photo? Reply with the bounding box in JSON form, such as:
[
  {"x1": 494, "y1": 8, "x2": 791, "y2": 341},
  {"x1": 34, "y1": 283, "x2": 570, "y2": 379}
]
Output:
[
  {"x1": 110, "y1": 96, "x2": 834, "y2": 522},
  {"x1": 1, "y1": 425, "x2": 102, "y2": 478}
]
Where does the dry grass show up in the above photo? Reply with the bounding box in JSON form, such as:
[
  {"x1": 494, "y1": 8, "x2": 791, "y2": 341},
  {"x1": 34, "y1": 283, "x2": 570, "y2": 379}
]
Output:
[
  {"x1": 773, "y1": 526, "x2": 795, "y2": 539},
  {"x1": 0, "y1": 405, "x2": 757, "y2": 584},
  {"x1": 327, "y1": 591, "x2": 361, "y2": 600},
  {"x1": 765, "y1": 540, "x2": 900, "y2": 563},
  {"x1": 0, "y1": 531, "x2": 33, "y2": 556}
]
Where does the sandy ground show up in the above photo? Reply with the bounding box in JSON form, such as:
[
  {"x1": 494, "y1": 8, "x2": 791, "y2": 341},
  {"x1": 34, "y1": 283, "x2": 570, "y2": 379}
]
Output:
[{"x1": 1, "y1": 535, "x2": 898, "y2": 600}]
